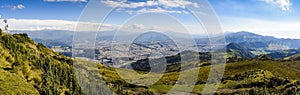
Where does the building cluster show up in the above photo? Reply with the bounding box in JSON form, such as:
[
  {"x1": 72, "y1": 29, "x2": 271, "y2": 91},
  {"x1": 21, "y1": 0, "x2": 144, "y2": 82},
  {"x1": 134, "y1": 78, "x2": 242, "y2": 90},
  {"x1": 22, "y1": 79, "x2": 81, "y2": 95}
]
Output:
[{"x1": 54, "y1": 39, "x2": 209, "y2": 67}]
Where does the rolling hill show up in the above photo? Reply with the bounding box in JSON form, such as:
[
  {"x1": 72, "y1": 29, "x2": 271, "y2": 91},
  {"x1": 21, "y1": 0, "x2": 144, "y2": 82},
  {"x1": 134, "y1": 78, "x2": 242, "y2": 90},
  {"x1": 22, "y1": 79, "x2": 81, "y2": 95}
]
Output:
[
  {"x1": 96, "y1": 52, "x2": 300, "y2": 94},
  {"x1": 2, "y1": 29, "x2": 300, "y2": 94}
]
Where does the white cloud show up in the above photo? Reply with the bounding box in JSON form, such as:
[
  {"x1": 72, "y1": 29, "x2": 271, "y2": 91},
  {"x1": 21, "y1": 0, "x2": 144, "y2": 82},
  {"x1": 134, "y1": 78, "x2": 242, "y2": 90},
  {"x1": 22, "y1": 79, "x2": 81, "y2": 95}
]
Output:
[
  {"x1": 261, "y1": 0, "x2": 291, "y2": 11},
  {"x1": 44, "y1": 0, "x2": 87, "y2": 2},
  {"x1": 221, "y1": 17, "x2": 300, "y2": 39},
  {"x1": 125, "y1": 7, "x2": 189, "y2": 14},
  {"x1": 131, "y1": 24, "x2": 145, "y2": 30},
  {"x1": 12, "y1": 4, "x2": 25, "y2": 10},
  {"x1": 102, "y1": 0, "x2": 198, "y2": 9},
  {"x1": 1, "y1": 4, "x2": 25, "y2": 10},
  {"x1": 157, "y1": 0, "x2": 198, "y2": 8},
  {"x1": 101, "y1": 0, "x2": 199, "y2": 14},
  {"x1": 102, "y1": 1, "x2": 146, "y2": 9}
]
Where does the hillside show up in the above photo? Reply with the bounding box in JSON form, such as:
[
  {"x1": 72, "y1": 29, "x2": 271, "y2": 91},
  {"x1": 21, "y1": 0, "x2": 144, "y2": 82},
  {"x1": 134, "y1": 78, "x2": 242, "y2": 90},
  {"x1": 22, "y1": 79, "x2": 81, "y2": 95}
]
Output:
[
  {"x1": 91, "y1": 48, "x2": 300, "y2": 94},
  {"x1": 2, "y1": 29, "x2": 300, "y2": 94},
  {"x1": 0, "y1": 30, "x2": 83, "y2": 94},
  {"x1": 226, "y1": 42, "x2": 300, "y2": 60},
  {"x1": 97, "y1": 55, "x2": 300, "y2": 94},
  {"x1": 226, "y1": 43, "x2": 256, "y2": 59}
]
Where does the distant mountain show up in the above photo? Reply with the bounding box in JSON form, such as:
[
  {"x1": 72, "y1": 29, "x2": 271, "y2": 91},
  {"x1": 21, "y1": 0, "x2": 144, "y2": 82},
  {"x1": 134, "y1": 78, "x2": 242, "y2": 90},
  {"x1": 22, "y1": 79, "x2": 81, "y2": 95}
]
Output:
[
  {"x1": 226, "y1": 43, "x2": 256, "y2": 58},
  {"x1": 267, "y1": 49, "x2": 300, "y2": 59},
  {"x1": 225, "y1": 31, "x2": 300, "y2": 49},
  {"x1": 132, "y1": 32, "x2": 172, "y2": 43},
  {"x1": 225, "y1": 42, "x2": 300, "y2": 59},
  {"x1": 12, "y1": 30, "x2": 74, "y2": 47},
  {"x1": 33, "y1": 38, "x2": 72, "y2": 47},
  {"x1": 12, "y1": 30, "x2": 74, "y2": 41},
  {"x1": 235, "y1": 42, "x2": 269, "y2": 50},
  {"x1": 225, "y1": 31, "x2": 276, "y2": 43},
  {"x1": 12, "y1": 30, "x2": 300, "y2": 51},
  {"x1": 223, "y1": 31, "x2": 300, "y2": 59}
]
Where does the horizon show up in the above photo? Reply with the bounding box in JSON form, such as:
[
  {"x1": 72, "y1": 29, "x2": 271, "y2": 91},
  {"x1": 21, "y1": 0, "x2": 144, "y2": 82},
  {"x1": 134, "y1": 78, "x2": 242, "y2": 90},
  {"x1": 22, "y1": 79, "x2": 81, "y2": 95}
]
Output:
[
  {"x1": 2, "y1": 1, "x2": 300, "y2": 94},
  {"x1": 0, "y1": 0, "x2": 300, "y2": 39}
]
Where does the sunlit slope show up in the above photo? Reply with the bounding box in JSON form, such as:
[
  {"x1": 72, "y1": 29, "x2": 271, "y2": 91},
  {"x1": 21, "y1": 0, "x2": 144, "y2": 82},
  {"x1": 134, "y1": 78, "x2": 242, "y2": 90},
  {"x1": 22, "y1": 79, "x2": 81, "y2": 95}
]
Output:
[
  {"x1": 0, "y1": 30, "x2": 82, "y2": 95},
  {"x1": 92, "y1": 57, "x2": 300, "y2": 94}
]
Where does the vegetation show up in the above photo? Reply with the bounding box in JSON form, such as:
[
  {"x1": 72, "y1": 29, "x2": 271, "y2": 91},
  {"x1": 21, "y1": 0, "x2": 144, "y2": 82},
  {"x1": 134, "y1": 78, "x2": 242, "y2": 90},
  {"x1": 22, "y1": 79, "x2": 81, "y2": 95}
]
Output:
[
  {"x1": 0, "y1": 30, "x2": 82, "y2": 94},
  {"x1": 1, "y1": 30, "x2": 300, "y2": 94},
  {"x1": 88, "y1": 58, "x2": 300, "y2": 94},
  {"x1": 75, "y1": 49, "x2": 300, "y2": 94}
]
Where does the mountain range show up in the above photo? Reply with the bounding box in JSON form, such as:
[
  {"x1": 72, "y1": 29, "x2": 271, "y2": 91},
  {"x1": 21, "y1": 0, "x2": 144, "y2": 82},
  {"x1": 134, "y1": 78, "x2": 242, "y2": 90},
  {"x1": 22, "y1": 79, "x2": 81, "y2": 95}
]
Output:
[
  {"x1": 225, "y1": 31, "x2": 300, "y2": 49},
  {"x1": 12, "y1": 30, "x2": 300, "y2": 49},
  {"x1": 2, "y1": 29, "x2": 300, "y2": 94},
  {"x1": 13, "y1": 30, "x2": 300, "y2": 60}
]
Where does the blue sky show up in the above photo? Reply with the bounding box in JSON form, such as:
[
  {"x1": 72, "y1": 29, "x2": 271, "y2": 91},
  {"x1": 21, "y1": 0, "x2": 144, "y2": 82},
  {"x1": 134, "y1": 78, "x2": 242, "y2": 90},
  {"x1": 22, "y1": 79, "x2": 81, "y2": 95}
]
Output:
[
  {"x1": 1, "y1": 0, "x2": 300, "y2": 38},
  {"x1": 0, "y1": 0, "x2": 86, "y2": 20},
  {"x1": 211, "y1": 0, "x2": 299, "y2": 20}
]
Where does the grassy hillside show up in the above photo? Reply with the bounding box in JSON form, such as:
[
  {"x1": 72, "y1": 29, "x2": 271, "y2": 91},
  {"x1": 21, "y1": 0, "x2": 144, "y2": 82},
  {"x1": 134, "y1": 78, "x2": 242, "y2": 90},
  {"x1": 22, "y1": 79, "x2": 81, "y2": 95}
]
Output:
[
  {"x1": 93, "y1": 58, "x2": 300, "y2": 94},
  {"x1": 76, "y1": 51, "x2": 300, "y2": 94},
  {"x1": 0, "y1": 30, "x2": 82, "y2": 94}
]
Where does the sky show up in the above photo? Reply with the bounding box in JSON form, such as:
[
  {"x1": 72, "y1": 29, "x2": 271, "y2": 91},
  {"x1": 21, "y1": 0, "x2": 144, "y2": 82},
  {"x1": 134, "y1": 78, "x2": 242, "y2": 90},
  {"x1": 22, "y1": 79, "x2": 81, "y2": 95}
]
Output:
[{"x1": 0, "y1": 0, "x2": 300, "y2": 39}]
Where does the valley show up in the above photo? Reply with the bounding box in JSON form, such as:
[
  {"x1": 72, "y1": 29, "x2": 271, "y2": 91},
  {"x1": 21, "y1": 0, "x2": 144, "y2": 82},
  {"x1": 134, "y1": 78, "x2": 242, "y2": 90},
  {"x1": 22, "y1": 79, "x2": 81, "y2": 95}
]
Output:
[
  {"x1": 2, "y1": 0, "x2": 300, "y2": 94},
  {"x1": 1, "y1": 30, "x2": 300, "y2": 94}
]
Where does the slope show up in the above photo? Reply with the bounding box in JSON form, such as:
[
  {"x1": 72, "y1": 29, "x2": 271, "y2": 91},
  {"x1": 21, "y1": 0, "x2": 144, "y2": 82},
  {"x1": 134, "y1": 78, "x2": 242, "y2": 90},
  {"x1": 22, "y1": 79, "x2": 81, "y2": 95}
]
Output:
[
  {"x1": 94, "y1": 53, "x2": 300, "y2": 94},
  {"x1": 0, "y1": 30, "x2": 82, "y2": 94}
]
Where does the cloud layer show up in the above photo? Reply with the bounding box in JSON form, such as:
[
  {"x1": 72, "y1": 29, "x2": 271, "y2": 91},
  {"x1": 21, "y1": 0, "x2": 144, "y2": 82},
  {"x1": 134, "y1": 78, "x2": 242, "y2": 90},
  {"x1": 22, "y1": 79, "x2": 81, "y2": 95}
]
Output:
[
  {"x1": 12, "y1": 4, "x2": 25, "y2": 10},
  {"x1": 1, "y1": 4, "x2": 25, "y2": 10},
  {"x1": 0, "y1": 19, "x2": 202, "y2": 36},
  {"x1": 2, "y1": 18, "x2": 300, "y2": 39},
  {"x1": 1, "y1": 19, "x2": 181, "y2": 33},
  {"x1": 102, "y1": 0, "x2": 198, "y2": 9},
  {"x1": 101, "y1": 0, "x2": 199, "y2": 14},
  {"x1": 262, "y1": 0, "x2": 292, "y2": 11},
  {"x1": 44, "y1": 0, "x2": 87, "y2": 2}
]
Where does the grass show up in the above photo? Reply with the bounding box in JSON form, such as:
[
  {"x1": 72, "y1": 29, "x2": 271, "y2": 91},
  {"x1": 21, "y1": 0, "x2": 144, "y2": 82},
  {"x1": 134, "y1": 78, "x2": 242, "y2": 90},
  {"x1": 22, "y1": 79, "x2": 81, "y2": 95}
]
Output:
[
  {"x1": 0, "y1": 69, "x2": 39, "y2": 95},
  {"x1": 0, "y1": 31, "x2": 83, "y2": 95},
  {"x1": 80, "y1": 59, "x2": 300, "y2": 94}
]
